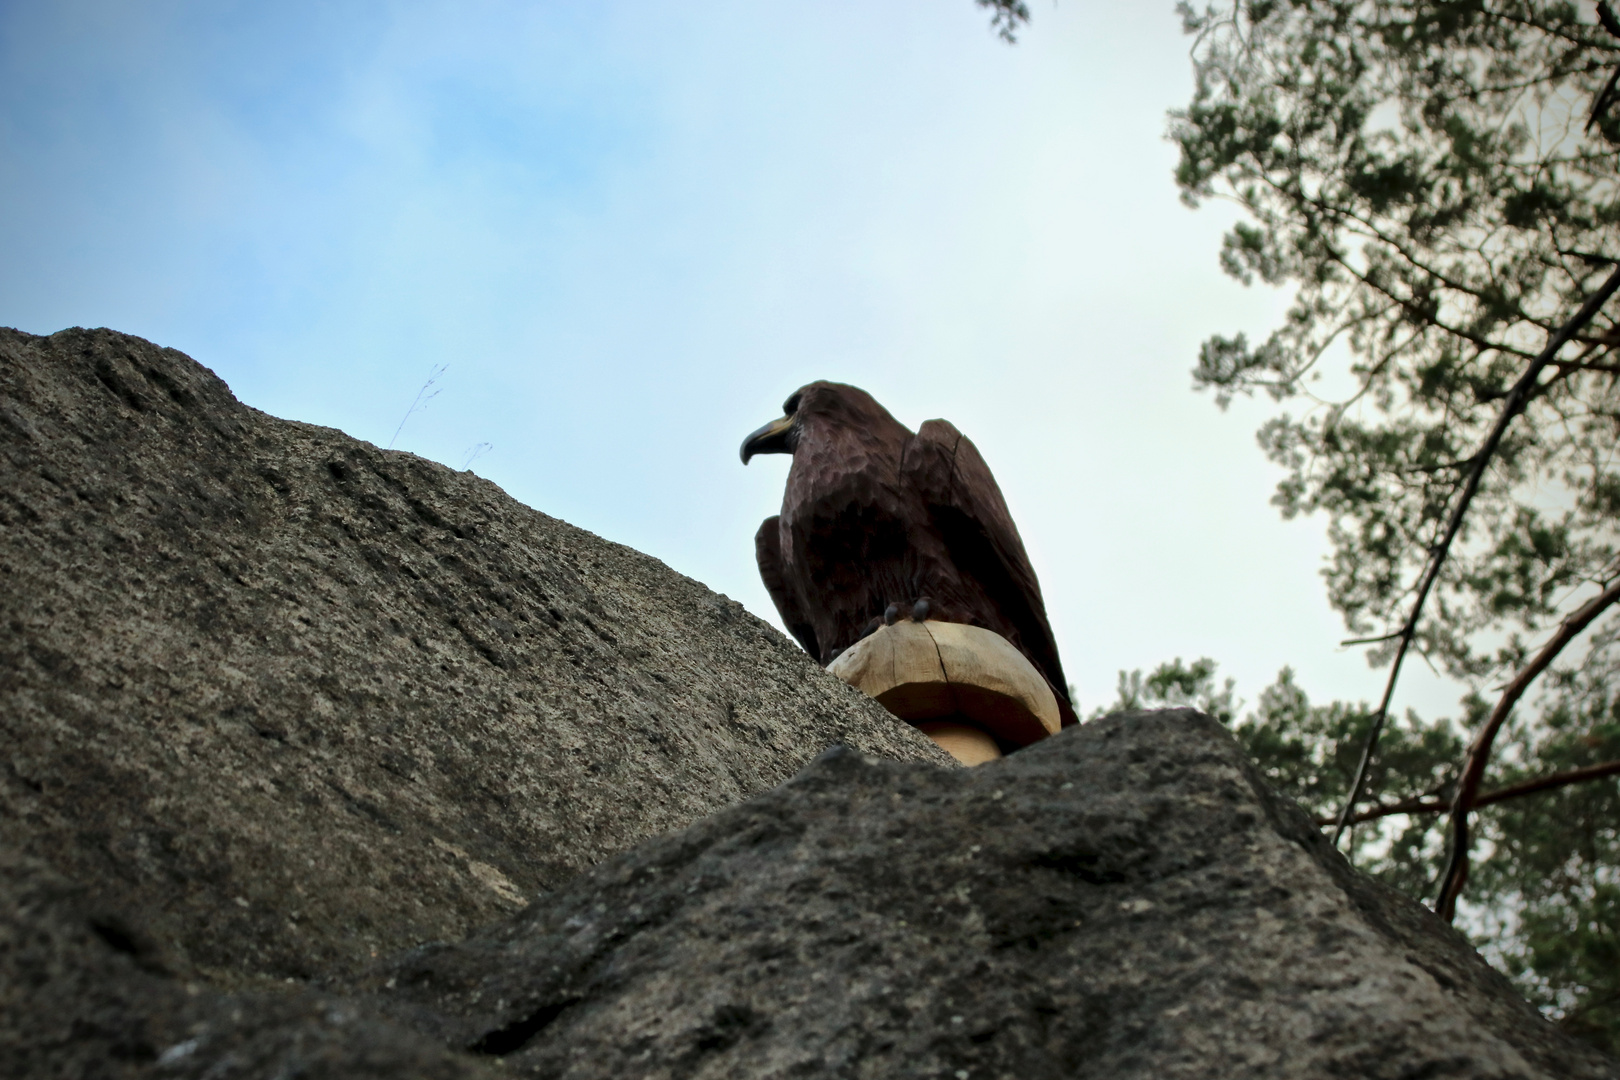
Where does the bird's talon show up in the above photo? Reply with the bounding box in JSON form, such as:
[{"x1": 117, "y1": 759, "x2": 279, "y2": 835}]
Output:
[
  {"x1": 912, "y1": 597, "x2": 931, "y2": 622},
  {"x1": 883, "y1": 604, "x2": 900, "y2": 625}
]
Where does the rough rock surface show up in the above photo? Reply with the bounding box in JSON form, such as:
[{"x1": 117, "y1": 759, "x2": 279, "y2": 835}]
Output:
[
  {"x1": 0, "y1": 326, "x2": 949, "y2": 992},
  {"x1": 2, "y1": 844, "x2": 497, "y2": 1080},
  {"x1": 4, "y1": 326, "x2": 1614, "y2": 1079},
  {"x1": 354, "y1": 710, "x2": 1615, "y2": 1079},
  {"x1": 11, "y1": 708, "x2": 1614, "y2": 1079}
]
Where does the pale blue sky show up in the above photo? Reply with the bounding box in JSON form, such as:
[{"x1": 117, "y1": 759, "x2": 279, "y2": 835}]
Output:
[{"x1": 0, "y1": 0, "x2": 1460, "y2": 719}]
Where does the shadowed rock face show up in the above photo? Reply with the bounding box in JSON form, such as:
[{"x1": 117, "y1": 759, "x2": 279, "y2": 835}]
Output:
[
  {"x1": 0, "y1": 326, "x2": 949, "y2": 991},
  {"x1": 10, "y1": 706, "x2": 1615, "y2": 1079},
  {"x1": 3, "y1": 327, "x2": 1613, "y2": 1079},
  {"x1": 348, "y1": 710, "x2": 1615, "y2": 1080},
  {"x1": 1, "y1": 845, "x2": 497, "y2": 1080}
]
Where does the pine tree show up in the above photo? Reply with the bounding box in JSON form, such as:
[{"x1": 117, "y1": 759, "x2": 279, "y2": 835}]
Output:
[{"x1": 1166, "y1": 0, "x2": 1620, "y2": 1051}]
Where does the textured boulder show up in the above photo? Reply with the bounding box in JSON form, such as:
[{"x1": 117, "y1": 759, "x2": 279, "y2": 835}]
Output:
[
  {"x1": 351, "y1": 710, "x2": 1616, "y2": 1079},
  {"x1": 10, "y1": 708, "x2": 1613, "y2": 1079},
  {"x1": 1, "y1": 844, "x2": 497, "y2": 1080},
  {"x1": 3, "y1": 326, "x2": 1613, "y2": 1079},
  {"x1": 0, "y1": 326, "x2": 949, "y2": 991}
]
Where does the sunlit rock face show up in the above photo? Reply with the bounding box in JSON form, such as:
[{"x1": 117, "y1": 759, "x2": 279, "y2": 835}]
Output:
[
  {"x1": 1, "y1": 327, "x2": 1612, "y2": 1079},
  {"x1": 0, "y1": 326, "x2": 946, "y2": 989}
]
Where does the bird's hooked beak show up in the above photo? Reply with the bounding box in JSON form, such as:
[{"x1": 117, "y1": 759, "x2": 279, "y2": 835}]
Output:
[{"x1": 740, "y1": 414, "x2": 797, "y2": 464}]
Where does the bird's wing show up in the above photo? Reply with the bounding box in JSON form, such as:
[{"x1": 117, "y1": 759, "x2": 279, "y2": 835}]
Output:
[
  {"x1": 907, "y1": 420, "x2": 1076, "y2": 726},
  {"x1": 755, "y1": 516, "x2": 822, "y2": 661}
]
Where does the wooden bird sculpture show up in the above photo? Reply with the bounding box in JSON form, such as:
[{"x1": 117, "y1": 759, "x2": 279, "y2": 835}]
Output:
[{"x1": 741, "y1": 381, "x2": 1076, "y2": 727}]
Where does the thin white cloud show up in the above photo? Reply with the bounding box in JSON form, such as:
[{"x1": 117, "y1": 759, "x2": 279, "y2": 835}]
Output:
[{"x1": 0, "y1": 0, "x2": 1463, "y2": 719}]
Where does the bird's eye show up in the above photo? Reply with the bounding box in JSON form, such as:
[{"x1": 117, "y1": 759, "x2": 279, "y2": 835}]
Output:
[{"x1": 782, "y1": 392, "x2": 801, "y2": 416}]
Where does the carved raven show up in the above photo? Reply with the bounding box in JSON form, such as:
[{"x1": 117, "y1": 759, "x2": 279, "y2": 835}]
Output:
[{"x1": 741, "y1": 381, "x2": 1076, "y2": 727}]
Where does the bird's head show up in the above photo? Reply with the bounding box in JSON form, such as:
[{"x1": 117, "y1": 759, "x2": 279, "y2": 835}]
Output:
[{"x1": 739, "y1": 382, "x2": 904, "y2": 464}]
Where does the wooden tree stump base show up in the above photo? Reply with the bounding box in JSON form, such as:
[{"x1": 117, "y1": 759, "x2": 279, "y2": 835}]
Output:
[
  {"x1": 914, "y1": 721, "x2": 1003, "y2": 766},
  {"x1": 828, "y1": 620, "x2": 1060, "y2": 765}
]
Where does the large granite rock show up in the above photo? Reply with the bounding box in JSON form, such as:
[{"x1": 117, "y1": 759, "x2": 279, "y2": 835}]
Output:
[
  {"x1": 344, "y1": 709, "x2": 1615, "y2": 1079},
  {"x1": 0, "y1": 326, "x2": 949, "y2": 992},
  {"x1": 12, "y1": 708, "x2": 1609, "y2": 1078},
  {"x1": 3, "y1": 326, "x2": 1612, "y2": 1078},
  {"x1": 1, "y1": 844, "x2": 496, "y2": 1080}
]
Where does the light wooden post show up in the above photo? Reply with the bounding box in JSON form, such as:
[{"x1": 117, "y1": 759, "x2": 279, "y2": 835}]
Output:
[{"x1": 828, "y1": 621, "x2": 1060, "y2": 765}]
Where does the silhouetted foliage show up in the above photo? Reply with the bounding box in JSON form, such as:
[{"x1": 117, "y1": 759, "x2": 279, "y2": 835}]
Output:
[
  {"x1": 975, "y1": 0, "x2": 1031, "y2": 43},
  {"x1": 1166, "y1": 0, "x2": 1620, "y2": 1050}
]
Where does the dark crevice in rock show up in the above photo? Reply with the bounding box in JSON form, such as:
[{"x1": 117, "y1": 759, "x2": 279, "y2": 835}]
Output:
[
  {"x1": 467, "y1": 998, "x2": 581, "y2": 1056},
  {"x1": 1026, "y1": 848, "x2": 1129, "y2": 884}
]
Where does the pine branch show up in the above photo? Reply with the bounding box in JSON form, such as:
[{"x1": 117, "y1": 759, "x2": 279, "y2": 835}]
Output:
[
  {"x1": 1474, "y1": 757, "x2": 1620, "y2": 806},
  {"x1": 1315, "y1": 793, "x2": 1445, "y2": 826},
  {"x1": 974, "y1": 0, "x2": 1029, "y2": 43},
  {"x1": 1588, "y1": 2, "x2": 1620, "y2": 132},
  {"x1": 1585, "y1": 64, "x2": 1620, "y2": 133},
  {"x1": 1331, "y1": 264, "x2": 1620, "y2": 848},
  {"x1": 1600, "y1": 1, "x2": 1620, "y2": 41},
  {"x1": 1433, "y1": 573, "x2": 1620, "y2": 922},
  {"x1": 1313, "y1": 757, "x2": 1620, "y2": 827}
]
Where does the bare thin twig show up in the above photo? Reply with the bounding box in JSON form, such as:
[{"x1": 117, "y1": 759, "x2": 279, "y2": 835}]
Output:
[
  {"x1": 389, "y1": 364, "x2": 448, "y2": 450},
  {"x1": 1340, "y1": 630, "x2": 1405, "y2": 647},
  {"x1": 1433, "y1": 574, "x2": 1620, "y2": 921},
  {"x1": 1331, "y1": 265, "x2": 1620, "y2": 848}
]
